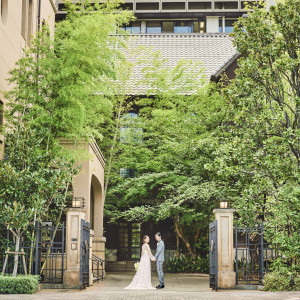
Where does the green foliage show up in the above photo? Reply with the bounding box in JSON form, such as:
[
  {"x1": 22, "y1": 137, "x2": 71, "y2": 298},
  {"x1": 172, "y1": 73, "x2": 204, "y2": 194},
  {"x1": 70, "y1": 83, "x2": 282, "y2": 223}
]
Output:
[
  {"x1": 4, "y1": 1, "x2": 133, "y2": 142},
  {"x1": 0, "y1": 275, "x2": 39, "y2": 294},
  {"x1": 104, "y1": 58, "x2": 227, "y2": 256},
  {"x1": 164, "y1": 255, "x2": 209, "y2": 273},
  {"x1": 0, "y1": 126, "x2": 77, "y2": 231},
  {"x1": 262, "y1": 250, "x2": 299, "y2": 291},
  {"x1": 102, "y1": 0, "x2": 299, "y2": 263},
  {"x1": 209, "y1": 0, "x2": 300, "y2": 261},
  {"x1": 0, "y1": 1, "x2": 134, "y2": 275},
  {"x1": 295, "y1": 277, "x2": 300, "y2": 291},
  {"x1": 263, "y1": 272, "x2": 293, "y2": 291}
]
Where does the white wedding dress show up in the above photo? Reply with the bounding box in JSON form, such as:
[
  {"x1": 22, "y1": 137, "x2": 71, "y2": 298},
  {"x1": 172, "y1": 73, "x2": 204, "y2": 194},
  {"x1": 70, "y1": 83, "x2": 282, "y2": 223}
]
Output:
[{"x1": 124, "y1": 243, "x2": 156, "y2": 290}]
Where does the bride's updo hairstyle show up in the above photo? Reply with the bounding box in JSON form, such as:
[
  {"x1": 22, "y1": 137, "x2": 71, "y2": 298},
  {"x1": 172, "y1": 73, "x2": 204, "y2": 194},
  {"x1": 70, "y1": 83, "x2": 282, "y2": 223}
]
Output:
[{"x1": 143, "y1": 235, "x2": 149, "y2": 243}]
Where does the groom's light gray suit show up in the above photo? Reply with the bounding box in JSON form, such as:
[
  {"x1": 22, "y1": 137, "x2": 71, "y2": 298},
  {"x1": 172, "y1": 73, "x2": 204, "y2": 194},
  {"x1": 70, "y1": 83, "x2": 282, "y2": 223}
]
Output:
[{"x1": 155, "y1": 240, "x2": 165, "y2": 285}]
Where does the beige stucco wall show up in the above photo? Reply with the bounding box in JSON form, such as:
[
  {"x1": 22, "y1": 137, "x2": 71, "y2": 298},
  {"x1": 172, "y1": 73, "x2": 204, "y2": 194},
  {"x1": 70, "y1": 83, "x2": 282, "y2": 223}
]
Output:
[
  {"x1": 0, "y1": 0, "x2": 56, "y2": 158},
  {"x1": 61, "y1": 138, "x2": 106, "y2": 265},
  {"x1": 60, "y1": 138, "x2": 106, "y2": 237}
]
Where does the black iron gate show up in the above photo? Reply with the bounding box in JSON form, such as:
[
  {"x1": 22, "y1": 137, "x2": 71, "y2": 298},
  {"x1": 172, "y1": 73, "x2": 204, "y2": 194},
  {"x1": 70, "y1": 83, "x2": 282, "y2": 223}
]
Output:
[
  {"x1": 234, "y1": 222, "x2": 280, "y2": 285},
  {"x1": 0, "y1": 222, "x2": 65, "y2": 283},
  {"x1": 80, "y1": 219, "x2": 90, "y2": 289},
  {"x1": 209, "y1": 220, "x2": 218, "y2": 290}
]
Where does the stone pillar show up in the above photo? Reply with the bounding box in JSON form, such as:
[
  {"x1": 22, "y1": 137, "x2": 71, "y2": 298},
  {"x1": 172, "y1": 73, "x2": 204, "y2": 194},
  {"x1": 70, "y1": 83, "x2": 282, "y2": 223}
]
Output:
[
  {"x1": 92, "y1": 237, "x2": 106, "y2": 261},
  {"x1": 141, "y1": 21, "x2": 146, "y2": 34},
  {"x1": 89, "y1": 229, "x2": 94, "y2": 286},
  {"x1": 92, "y1": 236, "x2": 106, "y2": 277},
  {"x1": 213, "y1": 208, "x2": 235, "y2": 289},
  {"x1": 206, "y1": 16, "x2": 219, "y2": 33},
  {"x1": 63, "y1": 207, "x2": 86, "y2": 288}
]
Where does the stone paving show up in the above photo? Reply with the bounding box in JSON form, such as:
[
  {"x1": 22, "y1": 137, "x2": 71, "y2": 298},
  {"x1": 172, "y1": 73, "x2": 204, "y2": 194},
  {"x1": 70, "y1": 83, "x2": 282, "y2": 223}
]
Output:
[{"x1": 0, "y1": 273, "x2": 299, "y2": 300}]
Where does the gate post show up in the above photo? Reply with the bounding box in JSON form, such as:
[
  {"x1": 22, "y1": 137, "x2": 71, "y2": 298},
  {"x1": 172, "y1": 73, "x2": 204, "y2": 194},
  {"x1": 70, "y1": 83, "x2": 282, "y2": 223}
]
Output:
[
  {"x1": 63, "y1": 207, "x2": 86, "y2": 288},
  {"x1": 213, "y1": 207, "x2": 235, "y2": 289}
]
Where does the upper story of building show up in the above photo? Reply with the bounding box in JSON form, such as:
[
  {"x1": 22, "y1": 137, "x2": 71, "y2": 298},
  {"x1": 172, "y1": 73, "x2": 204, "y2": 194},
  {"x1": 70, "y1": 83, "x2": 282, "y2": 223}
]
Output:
[
  {"x1": 55, "y1": 0, "x2": 274, "y2": 34},
  {"x1": 0, "y1": 0, "x2": 57, "y2": 156}
]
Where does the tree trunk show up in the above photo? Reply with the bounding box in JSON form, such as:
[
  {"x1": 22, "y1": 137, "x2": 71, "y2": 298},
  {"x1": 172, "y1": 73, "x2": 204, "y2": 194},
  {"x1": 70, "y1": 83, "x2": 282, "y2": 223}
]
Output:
[
  {"x1": 173, "y1": 217, "x2": 196, "y2": 257},
  {"x1": 193, "y1": 226, "x2": 200, "y2": 254},
  {"x1": 40, "y1": 184, "x2": 69, "y2": 274},
  {"x1": 104, "y1": 100, "x2": 123, "y2": 195},
  {"x1": 12, "y1": 229, "x2": 21, "y2": 277},
  {"x1": 176, "y1": 232, "x2": 180, "y2": 256}
]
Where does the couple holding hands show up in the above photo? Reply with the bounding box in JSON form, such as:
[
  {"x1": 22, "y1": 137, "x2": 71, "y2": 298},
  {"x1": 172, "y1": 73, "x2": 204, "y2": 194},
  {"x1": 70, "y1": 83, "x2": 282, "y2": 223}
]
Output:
[{"x1": 125, "y1": 232, "x2": 165, "y2": 290}]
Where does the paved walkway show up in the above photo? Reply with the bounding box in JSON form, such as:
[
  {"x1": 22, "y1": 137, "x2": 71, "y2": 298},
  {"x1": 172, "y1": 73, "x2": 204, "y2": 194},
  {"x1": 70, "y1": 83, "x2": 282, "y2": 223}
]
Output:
[{"x1": 0, "y1": 272, "x2": 299, "y2": 300}]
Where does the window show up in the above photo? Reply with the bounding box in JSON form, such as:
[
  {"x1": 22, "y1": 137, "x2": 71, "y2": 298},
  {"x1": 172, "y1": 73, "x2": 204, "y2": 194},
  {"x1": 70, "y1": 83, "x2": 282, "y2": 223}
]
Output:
[
  {"x1": 123, "y1": 21, "x2": 141, "y2": 34},
  {"x1": 118, "y1": 222, "x2": 141, "y2": 260},
  {"x1": 119, "y1": 3, "x2": 133, "y2": 10},
  {"x1": 188, "y1": 2, "x2": 211, "y2": 9},
  {"x1": 215, "y1": 2, "x2": 238, "y2": 9},
  {"x1": 162, "y1": 21, "x2": 174, "y2": 33},
  {"x1": 0, "y1": 100, "x2": 3, "y2": 124},
  {"x1": 119, "y1": 223, "x2": 129, "y2": 260},
  {"x1": 136, "y1": 2, "x2": 159, "y2": 10},
  {"x1": 146, "y1": 21, "x2": 162, "y2": 33},
  {"x1": 1, "y1": 0, "x2": 8, "y2": 25},
  {"x1": 0, "y1": 100, "x2": 3, "y2": 128},
  {"x1": 131, "y1": 223, "x2": 141, "y2": 259},
  {"x1": 120, "y1": 113, "x2": 143, "y2": 143},
  {"x1": 162, "y1": 2, "x2": 185, "y2": 10},
  {"x1": 58, "y1": 3, "x2": 66, "y2": 11},
  {"x1": 21, "y1": 0, "x2": 33, "y2": 43},
  {"x1": 21, "y1": 0, "x2": 27, "y2": 39},
  {"x1": 27, "y1": 0, "x2": 33, "y2": 43},
  {"x1": 193, "y1": 20, "x2": 206, "y2": 32},
  {"x1": 120, "y1": 168, "x2": 135, "y2": 178},
  {"x1": 90, "y1": 185, "x2": 95, "y2": 230},
  {"x1": 219, "y1": 17, "x2": 237, "y2": 33},
  {"x1": 174, "y1": 21, "x2": 192, "y2": 33},
  {"x1": 241, "y1": 1, "x2": 263, "y2": 9}
]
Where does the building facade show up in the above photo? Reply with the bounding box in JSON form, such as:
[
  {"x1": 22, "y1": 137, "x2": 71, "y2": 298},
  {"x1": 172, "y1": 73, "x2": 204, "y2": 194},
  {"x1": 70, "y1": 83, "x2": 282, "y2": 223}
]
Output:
[
  {"x1": 54, "y1": 0, "x2": 244, "y2": 268},
  {"x1": 0, "y1": 0, "x2": 57, "y2": 159},
  {"x1": 56, "y1": 0, "x2": 270, "y2": 33},
  {"x1": 54, "y1": 0, "x2": 274, "y2": 271},
  {"x1": 0, "y1": 1, "x2": 106, "y2": 285}
]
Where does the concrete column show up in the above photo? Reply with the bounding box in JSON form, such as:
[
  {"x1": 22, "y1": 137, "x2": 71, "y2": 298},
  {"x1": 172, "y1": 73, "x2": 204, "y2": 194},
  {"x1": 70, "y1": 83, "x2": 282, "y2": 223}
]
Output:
[
  {"x1": 213, "y1": 208, "x2": 235, "y2": 289},
  {"x1": 63, "y1": 207, "x2": 86, "y2": 288},
  {"x1": 92, "y1": 236, "x2": 106, "y2": 261},
  {"x1": 89, "y1": 229, "x2": 94, "y2": 286},
  {"x1": 141, "y1": 21, "x2": 146, "y2": 34},
  {"x1": 206, "y1": 16, "x2": 219, "y2": 33},
  {"x1": 92, "y1": 236, "x2": 106, "y2": 278}
]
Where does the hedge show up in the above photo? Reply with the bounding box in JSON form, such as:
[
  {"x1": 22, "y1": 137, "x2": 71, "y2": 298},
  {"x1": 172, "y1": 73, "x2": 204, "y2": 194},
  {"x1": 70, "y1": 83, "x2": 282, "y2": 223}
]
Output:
[
  {"x1": 263, "y1": 272, "x2": 300, "y2": 291},
  {"x1": 164, "y1": 254, "x2": 209, "y2": 273},
  {"x1": 0, "y1": 275, "x2": 39, "y2": 294}
]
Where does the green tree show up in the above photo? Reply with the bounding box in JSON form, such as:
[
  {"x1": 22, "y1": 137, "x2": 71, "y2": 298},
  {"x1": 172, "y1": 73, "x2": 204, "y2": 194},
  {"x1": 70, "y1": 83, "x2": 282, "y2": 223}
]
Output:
[
  {"x1": 210, "y1": 0, "x2": 300, "y2": 262},
  {"x1": 104, "y1": 55, "x2": 228, "y2": 256},
  {"x1": 0, "y1": 127, "x2": 77, "y2": 277},
  {"x1": 0, "y1": 1, "x2": 134, "y2": 275}
]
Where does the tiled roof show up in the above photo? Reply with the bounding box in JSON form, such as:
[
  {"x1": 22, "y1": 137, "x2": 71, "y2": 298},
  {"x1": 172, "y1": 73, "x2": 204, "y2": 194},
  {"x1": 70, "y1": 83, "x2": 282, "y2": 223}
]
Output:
[{"x1": 120, "y1": 33, "x2": 237, "y2": 95}]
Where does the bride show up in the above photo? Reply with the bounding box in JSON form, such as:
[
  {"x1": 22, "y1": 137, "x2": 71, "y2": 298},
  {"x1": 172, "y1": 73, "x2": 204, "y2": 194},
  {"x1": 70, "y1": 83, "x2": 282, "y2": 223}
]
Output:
[{"x1": 124, "y1": 235, "x2": 156, "y2": 289}]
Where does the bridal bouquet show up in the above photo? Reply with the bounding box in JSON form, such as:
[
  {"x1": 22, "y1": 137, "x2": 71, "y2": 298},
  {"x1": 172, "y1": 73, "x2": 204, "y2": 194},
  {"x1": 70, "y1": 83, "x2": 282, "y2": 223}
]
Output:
[{"x1": 134, "y1": 262, "x2": 139, "y2": 271}]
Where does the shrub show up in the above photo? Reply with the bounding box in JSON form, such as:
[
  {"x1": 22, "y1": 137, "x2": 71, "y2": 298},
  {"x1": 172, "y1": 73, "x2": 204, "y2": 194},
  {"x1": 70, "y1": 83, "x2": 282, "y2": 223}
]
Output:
[
  {"x1": 294, "y1": 276, "x2": 300, "y2": 291},
  {"x1": 164, "y1": 254, "x2": 209, "y2": 273},
  {"x1": 263, "y1": 272, "x2": 292, "y2": 291},
  {"x1": 0, "y1": 275, "x2": 39, "y2": 294},
  {"x1": 263, "y1": 258, "x2": 300, "y2": 291}
]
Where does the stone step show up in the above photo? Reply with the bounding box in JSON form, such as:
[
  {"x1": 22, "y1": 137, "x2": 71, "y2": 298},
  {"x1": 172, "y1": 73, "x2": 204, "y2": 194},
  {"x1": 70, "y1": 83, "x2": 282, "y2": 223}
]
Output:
[{"x1": 106, "y1": 261, "x2": 157, "y2": 272}]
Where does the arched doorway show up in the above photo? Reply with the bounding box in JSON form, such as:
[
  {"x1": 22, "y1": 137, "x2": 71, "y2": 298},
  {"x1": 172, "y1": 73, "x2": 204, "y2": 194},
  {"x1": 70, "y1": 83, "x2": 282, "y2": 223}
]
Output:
[{"x1": 90, "y1": 174, "x2": 103, "y2": 237}]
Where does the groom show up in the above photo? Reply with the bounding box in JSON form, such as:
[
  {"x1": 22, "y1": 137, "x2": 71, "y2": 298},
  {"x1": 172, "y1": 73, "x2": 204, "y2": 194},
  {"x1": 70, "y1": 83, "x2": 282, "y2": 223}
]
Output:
[{"x1": 154, "y1": 232, "x2": 165, "y2": 289}]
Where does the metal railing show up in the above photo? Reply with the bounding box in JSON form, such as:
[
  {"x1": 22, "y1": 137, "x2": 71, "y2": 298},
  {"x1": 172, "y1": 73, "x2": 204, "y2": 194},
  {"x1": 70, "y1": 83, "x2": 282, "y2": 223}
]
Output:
[
  {"x1": 92, "y1": 254, "x2": 105, "y2": 282},
  {"x1": 66, "y1": 197, "x2": 85, "y2": 208},
  {"x1": 0, "y1": 222, "x2": 65, "y2": 283},
  {"x1": 234, "y1": 222, "x2": 281, "y2": 285}
]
